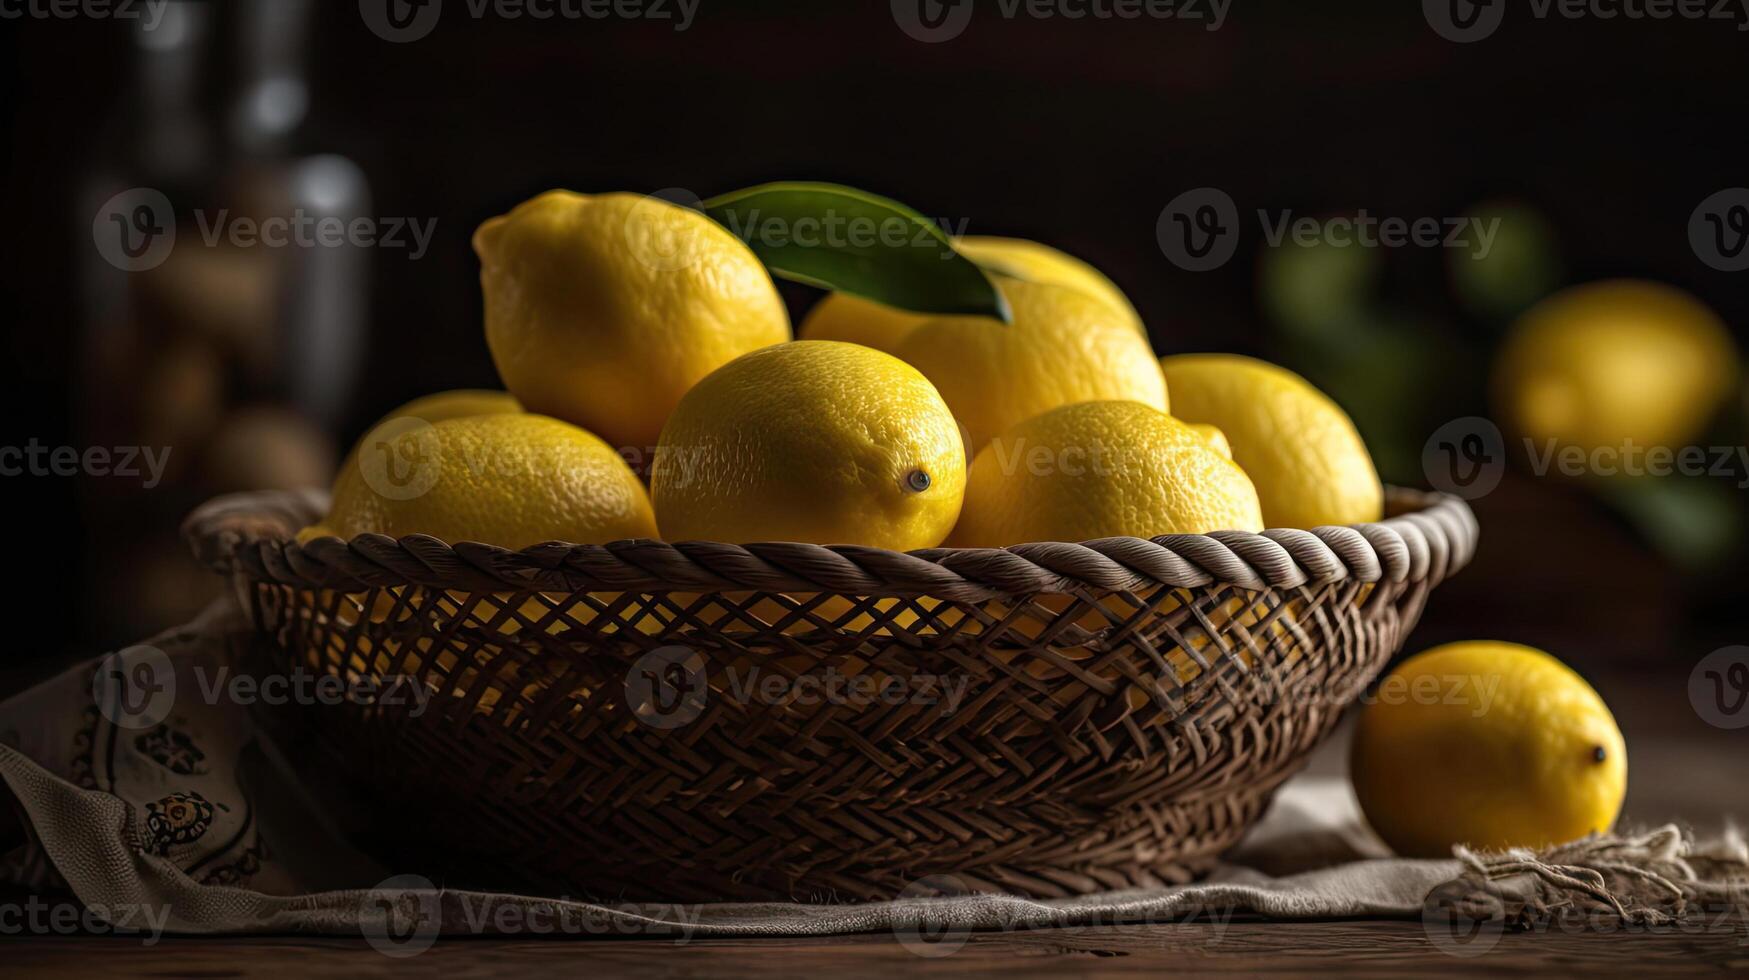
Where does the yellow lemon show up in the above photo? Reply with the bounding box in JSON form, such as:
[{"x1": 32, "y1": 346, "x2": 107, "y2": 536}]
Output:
[
  {"x1": 1352, "y1": 641, "x2": 1627, "y2": 858},
  {"x1": 1494, "y1": 280, "x2": 1738, "y2": 456},
  {"x1": 474, "y1": 190, "x2": 790, "y2": 453},
  {"x1": 1187, "y1": 422, "x2": 1232, "y2": 459},
  {"x1": 370, "y1": 389, "x2": 521, "y2": 427},
  {"x1": 651, "y1": 340, "x2": 966, "y2": 549},
  {"x1": 949, "y1": 400, "x2": 1263, "y2": 547},
  {"x1": 802, "y1": 277, "x2": 1162, "y2": 454},
  {"x1": 799, "y1": 235, "x2": 1144, "y2": 354},
  {"x1": 1160, "y1": 354, "x2": 1381, "y2": 529},
  {"x1": 336, "y1": 389, "x2": 521, "y2": 476},
  {"x1": 957, "y1": 236, "x2": 1143, "y2": 332},
  {"x1": 300, "y1": 413, "x2": 656, "y2": 549}
]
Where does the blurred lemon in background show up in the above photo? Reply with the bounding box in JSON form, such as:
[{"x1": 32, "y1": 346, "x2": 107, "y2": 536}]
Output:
[
  {"x1": 1449, "y1": 201, "x2": 1563, "y2": 320},
  {"x1": 651, "y1": 341, "x2": 965, "y2": 550},
  {"x1": 475, "y1": 190, "x2": 790, "y2": 453},
  {"x1": 1160, "y1": 354, "x2": 1382, "y2": 528},
  {"x1": 800, "y1": 235, "x2": 1144, "y2": 354},
  {"x1": 1494, "y1": 280, "x2": 1738, "y2": 457},
  {"x1": 301, "y1": 413, "x2": 656, "y2": 548},
  {"x1": 948, "y1": 400, "x2": 1262, "y2": 547},
  {"x1": 1352, "y1": 641, "x2": 1627, "y2": 858}
]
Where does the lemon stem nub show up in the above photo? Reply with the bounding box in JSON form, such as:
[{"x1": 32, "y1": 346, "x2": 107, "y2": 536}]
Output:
[
  {"x1": 1592, "y1": 745, "x2": 1607, "y2": 764},
  {"x1": 905, "y1": 469, "x2": 931, "y2": 493}
]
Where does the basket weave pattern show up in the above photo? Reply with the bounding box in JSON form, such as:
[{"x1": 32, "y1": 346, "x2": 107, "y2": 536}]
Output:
[{"x1": 186, "y1": 487, "x2": 1476, "y2": 901}]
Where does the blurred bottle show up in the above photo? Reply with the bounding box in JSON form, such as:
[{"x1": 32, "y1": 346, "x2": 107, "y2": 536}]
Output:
[{"x1": 78, "y1": 0, "x2": 362, "y2": 641}]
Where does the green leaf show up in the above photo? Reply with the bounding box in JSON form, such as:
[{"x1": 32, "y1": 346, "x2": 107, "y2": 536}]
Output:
[{"x1": 700, "y1": 182, "x2": 1011, "y2": 324}]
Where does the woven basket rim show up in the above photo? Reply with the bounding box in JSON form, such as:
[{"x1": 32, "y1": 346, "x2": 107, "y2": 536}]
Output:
[{"x1": 182, "y1": 486, "x2": 1476, "y2": 602}]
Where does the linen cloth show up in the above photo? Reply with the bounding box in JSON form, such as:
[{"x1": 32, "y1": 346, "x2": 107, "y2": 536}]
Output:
[{"x1": 0, "y1": 601, "x2": 1731, "y2": 948}]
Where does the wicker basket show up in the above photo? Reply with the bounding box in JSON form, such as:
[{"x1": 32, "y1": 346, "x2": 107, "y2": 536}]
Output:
[{"x1": 184, "y1": 487, "x2": 1476, "y2": 902}]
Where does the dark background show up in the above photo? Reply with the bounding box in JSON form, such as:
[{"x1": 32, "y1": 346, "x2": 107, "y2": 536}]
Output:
[{"x1": 1, "y1": 0, "x2": 1745, "y2": 693}]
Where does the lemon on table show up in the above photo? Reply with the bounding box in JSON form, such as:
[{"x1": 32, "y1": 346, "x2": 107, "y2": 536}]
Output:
[
  {"x1": 800, "y1": 235, "x2": 1145, "y2": 355},
  {"x1": 300, "y1": 413, "x2": 656, "y2": 549},
  {"x1": 651, "y1": 340, "x2": 966, "y2": 550},
  {"x1": 1160, "y1": 354, "x2": 1381, "y2": 529},
  {"x1": 1352, "y1": 641, "x2": 1627, "y2": 858},
  {"x1": 474, "y1": 190, "x2": 790, "y2": 453},
  {"x1": 1494, "y1": 280, "x2": 1738, "y2": 456},
  {"x1": 948, "y1": 400, "x2": 1263, "y2": 547}
]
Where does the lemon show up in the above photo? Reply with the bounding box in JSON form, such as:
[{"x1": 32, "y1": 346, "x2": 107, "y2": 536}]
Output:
[
  {"x1": 1187, "y1": 423, "x2": 1232, "y2": 459},
  {"x1": 1494, "y1": 280, "x2": 1738, "y2": 456},
  {"x1": 369, "y1": 389, "x2": 521, "y2": 427},
  {"x1": 651, "y1": 340, "x2": 966, "y2": 549},
  {"x1": 800, "y1": 262, "x2": 1161, "y2": 453},
  {"x1": 1352, "y1": 641, "x2": 1627, "y2": 858},
  {"x1": 301, "y1": 413, "x2": 656, "y2": 549},
  {"x1": 948, "y1": 400, "x2": 1263, "y2": 547},
  {"x1": 799, "y1": 235, "x2": 1144, "y2": 356},
  {"x1": 1160, "y1": 354, "x2": 1381, "y2": 529},
  {"x1": 901, "y1": 280, "x2": 1168, "y2": 453},
  {"x1": 957, "y1": 236, "x2": 1144, "y2": 333},
  {"x1": 335, "y1": 389, "x2": 521, "y2": 477},
  {"x1": 474, "y1": 190, "x2": 790, "y2": 453}
]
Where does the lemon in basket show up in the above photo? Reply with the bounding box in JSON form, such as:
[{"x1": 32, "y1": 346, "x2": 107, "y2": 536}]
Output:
[
  {"x1": 474, "y1": 190, "x2": 790, "y2": 453},
  {"x1": 1351, "y1": 640, "x2": 1627, "y2": 858},
  {"x1": 300, "y1": 413, "x2": 656, "y2": 549},
  {"x1": 801, "y1": 235, "x2": 1144, "y2": 351},
  {"x1": 651, "y1": 340, "x2": 966, "y2": 550},
  {"x1": 1160, "y1": 354, "x2": 1381, "y2": 529},
  {"x1": 802, "y1": 274, "x2": 1165, "y2": 452},
  {"x1": 948, "y1": 400, "x2": 1263, "y2": 547},
  {"x1": 335, "y1": 388, "x2": 521, "y2": 476},
  {"x1": 1494, "y1": 279, "x2": 1737, "y2": 457}
]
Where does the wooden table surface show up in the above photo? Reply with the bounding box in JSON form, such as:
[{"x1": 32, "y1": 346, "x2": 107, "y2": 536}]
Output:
[{"x1": 4, "y1": 667, "x2": 1745, "y2": 975}]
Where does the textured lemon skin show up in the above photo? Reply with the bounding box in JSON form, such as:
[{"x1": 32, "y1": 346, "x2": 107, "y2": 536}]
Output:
[
  {"x1": 948, "y1": 400, "x2": 1264, "y2": 547},
  {"x1": 800, "y1": 236, "x2": 1145, "y2": 353},
  {"x1": 475, "y1": 190, "x2": 791, "y2": 453},
  {"x1": 650, "y1": 341, "x2": 966, "y2": 550},
  {"x1": 1494, "y1": 280, "x2": 1738, "y2": 455},
  {"x1": 302, "y1": 414, "x2": 657, "y2": 549},
  {"x1": 1352, "y1": 641, "x2": 1628, "y2": 858},
  {"x1": 888, "y1": 278, "x2": 1166, "y2": 453},
  {"x1": 1160, "y1": 354, "x2": 1381, "y2": 529}
]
